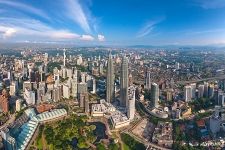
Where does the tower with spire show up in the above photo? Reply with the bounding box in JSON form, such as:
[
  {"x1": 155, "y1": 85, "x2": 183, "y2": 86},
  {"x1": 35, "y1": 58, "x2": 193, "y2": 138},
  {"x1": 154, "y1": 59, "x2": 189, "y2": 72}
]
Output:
[
  {"x1": 106, "y1": 51, "x2": 115, "y2": 103},
  {"x1": 120, "y1": 55, "x2": 129, "y2": 107}
]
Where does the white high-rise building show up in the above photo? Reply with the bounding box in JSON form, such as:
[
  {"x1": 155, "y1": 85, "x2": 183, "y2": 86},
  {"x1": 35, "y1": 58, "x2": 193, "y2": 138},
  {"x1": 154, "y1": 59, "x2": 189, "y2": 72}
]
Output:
[
  {"x1": 198, "y1": 84, "x2": 204, "y2": 98},
  {"x1": 151, "y1": 83, "x2": 159, "y2": 108},
  {"x1": 127, "y1": 86, "x2": 136, "y2": 120},
  {"x1": 81, "y1": 72, "x2": 86, "y2": 83},
  {"x1": 63, "y1": 48, "x2": 66, "y2": 67},
  {"x1": 77, "y1": 55, "x2": 83, "y2": 65},
  {"x1": 67, "y1": 68, "x2": 73, "y2": 78},
  {"x1": 63, "y1": 84, "x2": 70, "y2": 99},
  {"x1": 24, "y1": 88, "x2": 35, "y2": 105},
  {"x1": 92, "y1": 78, "x2": 96, "y2": 94},
  {"x1": 16, "y1": 99, "x2": 23, "y2": 112},
  {"x1": 62, "y1": 67, "x2": 67, "y2": 78},
  {"x1": 190, "y1": 83, "x2": 196, "y2": 99},
  {"x1": 184, "y1": 85, "x2": 192, "y2": 102},
  {"x1": 204, "y1": 82, "x2": 209, "y2": 98},
  {"x1": 71, "y1": 79, "x2": 78, "y2": 98}
]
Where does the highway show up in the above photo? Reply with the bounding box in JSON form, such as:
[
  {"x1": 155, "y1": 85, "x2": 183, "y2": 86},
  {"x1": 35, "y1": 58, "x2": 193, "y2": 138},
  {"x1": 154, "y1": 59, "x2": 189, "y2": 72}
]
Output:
[{"x1": 176, "y1": 75, "x2": 225, "y2": 85}]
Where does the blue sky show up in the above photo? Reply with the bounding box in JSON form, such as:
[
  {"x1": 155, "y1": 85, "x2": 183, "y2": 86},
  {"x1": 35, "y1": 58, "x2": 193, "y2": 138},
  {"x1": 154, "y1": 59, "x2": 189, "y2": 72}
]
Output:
[{"x1": 0, "y1": 0, "x2": 225, "y2": 45}]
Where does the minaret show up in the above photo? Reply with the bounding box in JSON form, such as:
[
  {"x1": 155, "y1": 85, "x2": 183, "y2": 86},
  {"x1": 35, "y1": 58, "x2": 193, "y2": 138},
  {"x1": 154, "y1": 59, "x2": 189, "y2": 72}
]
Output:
[
  {"x1": 120, "y1": 55, "x2": 129, "y2": 107},
  {"x1": 106, "y1": 51, "x2": 115, "y2": 103},
  {"x1": 63, "y1": 48, "x2": 66, "y2": 67}
]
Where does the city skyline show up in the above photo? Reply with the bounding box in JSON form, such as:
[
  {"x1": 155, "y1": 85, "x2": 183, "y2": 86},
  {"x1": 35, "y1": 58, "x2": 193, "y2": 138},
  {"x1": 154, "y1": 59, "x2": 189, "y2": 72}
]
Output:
[{"x1": 0, "y1": 0, "x2": 225, "y2": 46}]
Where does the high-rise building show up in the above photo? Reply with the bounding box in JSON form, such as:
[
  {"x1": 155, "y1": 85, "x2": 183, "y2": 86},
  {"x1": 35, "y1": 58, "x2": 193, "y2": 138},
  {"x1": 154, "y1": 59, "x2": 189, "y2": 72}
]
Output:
[
  {"x1": 92, "y1": 78, "x2": 96, "y2": 94},
  {"x1": 23, "y1": 88, "x2": 35, "y2": 105},
  {"x1": 120, "y1": 55, "x2": 129, "y2": 107},
  {"x1": 71, "y1": 79, "x2": 78, "y2": 98},
  {"x1": 184, "y1": 85, "x2": 192, "y2": 102},
  {"x1": 127, "y1": 86, "x2": 135, "y2": 120},
  {"x1": 204, "y1": 82, "x2": 209, "y2": 98},
  {"x1": 190, "y1": 83, "x2": 196, "y2": 99},
  {"x1": 198, "y1": 84, "x2": 204, "y2": 98},
  {"x1": 63, "y1": 84, "x2": 70, "y2": 99},
  {"x1": 145, "y1": 70, "x2": 151, "y2": 90},
  {"x1": 16, "y1": 99, "x2": 22, "y2": 112},
  {"x1": 99, "y1": 63, "x2": 104, "y2": 75},
  {"x1": 151, "y1": 83, "x2": 159, "y2": 108},
  {"x1": 63, "y1": 48, "x2": 66, "y2": 67},
  {"x1": 106, "y1": 52, "x2": 115, "y2": 103},
  {"x1": 0, "y1": 89, "x2": 9, "y2": 113}
]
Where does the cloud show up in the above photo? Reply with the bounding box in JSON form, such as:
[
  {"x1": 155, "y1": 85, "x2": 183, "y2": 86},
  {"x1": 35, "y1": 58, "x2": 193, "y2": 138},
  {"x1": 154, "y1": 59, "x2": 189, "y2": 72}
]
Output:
[
  {"x1": 137, "y1": 17, "x2": 165, "y2": 38},
  {"x1": 65, "y1": 0, "x2": 91, "y2": 33},
  {"x1": 193, "y1": 0, "x2": 225, "y2": 9},
  {"x1": 80, "y1": 35, "x2": 94, "y2": 41},
  {"x1": 0, "y1": 0, "x2": 50, "y2": 20},
  {"x1": 186, "y1": 28, "x2": 225, "y2": 35},
  {"x1": 98, "y1": 34, "x2": 105, "y2": 41},
  {"x1": 0, "y1": 26, "x2": 17, "y2": 38}
]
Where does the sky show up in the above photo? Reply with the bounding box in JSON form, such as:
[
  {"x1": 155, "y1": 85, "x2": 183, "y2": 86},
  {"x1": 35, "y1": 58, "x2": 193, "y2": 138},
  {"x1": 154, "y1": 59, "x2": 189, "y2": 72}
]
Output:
[{"x1": 0, "y1": 0, "x2": 225, "y2": 46}]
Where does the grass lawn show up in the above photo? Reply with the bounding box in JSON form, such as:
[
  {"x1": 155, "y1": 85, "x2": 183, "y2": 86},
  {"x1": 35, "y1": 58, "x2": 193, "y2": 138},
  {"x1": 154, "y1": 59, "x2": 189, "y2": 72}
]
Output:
[
  {"x1": 37, "y1": 138, "x2": 43, "y2": 149},
  {"x1": 123, "y1": 143, "x2": 130, "y2": 150}
]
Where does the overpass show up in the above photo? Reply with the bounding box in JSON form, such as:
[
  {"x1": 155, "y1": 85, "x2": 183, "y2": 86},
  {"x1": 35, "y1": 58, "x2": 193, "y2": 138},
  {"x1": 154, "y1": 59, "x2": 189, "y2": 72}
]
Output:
[{"x1": 176, "y1": 75, "x2": 225, "y2": 85}]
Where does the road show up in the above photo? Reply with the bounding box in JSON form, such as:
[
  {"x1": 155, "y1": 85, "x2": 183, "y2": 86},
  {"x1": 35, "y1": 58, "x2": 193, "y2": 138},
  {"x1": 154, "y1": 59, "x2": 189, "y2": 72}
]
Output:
[{"x1": 177, "y1": 75, "x2": 225, "y2": 85}]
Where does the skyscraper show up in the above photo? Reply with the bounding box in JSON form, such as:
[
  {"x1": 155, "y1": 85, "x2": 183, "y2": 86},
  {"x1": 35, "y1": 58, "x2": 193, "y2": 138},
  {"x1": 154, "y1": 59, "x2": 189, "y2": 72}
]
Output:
[
  {"x1": 106, "y1": 52, "x2": 115, "y2": 103},
  {"x1": 145, "y1": 70, "x2": 151, "y2": 90},
  {"x1": 151, "y1": 83, "x2": 159, "y2": 108},
  {"x1": 63, "y1": 48, "x2": 66, "y2": 67},
  {"x1": 184, "y1": 85, "x2": 192, "y2": 102},
  {"x1": 127, "y1": 86, "x2": 136, "y2": 120},
  {"x1": 120, "y1": 55, "x2": 129, "y2": 107},
  {"x1": 0, "y1": 89, "x2": 9, "y2": 113}
]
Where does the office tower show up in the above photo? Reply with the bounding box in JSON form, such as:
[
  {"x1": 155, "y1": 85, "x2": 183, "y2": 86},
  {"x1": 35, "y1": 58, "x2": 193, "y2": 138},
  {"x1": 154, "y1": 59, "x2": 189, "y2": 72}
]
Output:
[
  {"x1": 190, "y1": 83, "x2": 196, "y2": 99},
  {"x1": 81, "y1": 72, "x2": 86, "y2": 83},
  {"x1": 84, "y1": 93, "x2": 89, "y2": 114},
  {"x1": 67, "y1": 68, "x2": 73, "y2": 78},
  {"x1": 175, "y1": 62, "x2": 180, "y2": 69},
  {"x1": 62, "y1": 67, "x2": 67, "y2": 78},
  {"x1": 184, "y1": 85, "x2": 192, "y2": 102},
  {"x1": 16, "y1": 99, "x2": 22, "y2": 112},
  {"x1": 151, "y1": 83, "x2": 159, "y2": 108},
  {"x1": 78, "y1": 82, "x2": 87, "y2": 92},
  {"x1": 24, "y1": 88, "x2": 35, "y2": 105},
  {"x1": 71, "y1": 78, "x2": 78, "y2": 98},
  {"x1": 52, "y1": 87, "x2": 60, "y2": 102},
  {"x1": 120, "y1": 55, "x2": 129, "y2": 107},
  {"x1": 77, "y1": 56, "x2": 83, "y2": 65},
  {"x1": 63, "y1": 48, "x2": 66, "y2": 67},
  {"x1": 204, "y1": 82, "x2": 209, "y2": 98},
  {"x1": 198, "y1": 84, "x2": 204, "y2": 98},
  {"x1": 92, "y1": 78, "x2": 96, "y2": 94},
  {"x1": 106, "y1": 52, "x2": 115, "y2": 103},
  {"x1": 209, "y1": 84, "x2": 215, "y2": 98},
  {"x1": 0, "y1": 89, "x2": 9, "y2": 113},
  {"x1": 9, "y1": 82, "x2": 17, "y2": 96},
  {"x1": 99, "y1": 63, "x2": 103, "y2": 75},
  {"x1": 127, "y1": 86, "x2": 135, "y2": 120},
  {"x1": 166, "y1": 90, "x2": 173, "y2": 101},
  {"x1": 63, "y1": 84, "x2": 70, "y2": 99},
  {"x1": 145, "y1": 70, "x2": 151, "y2": 90}
]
